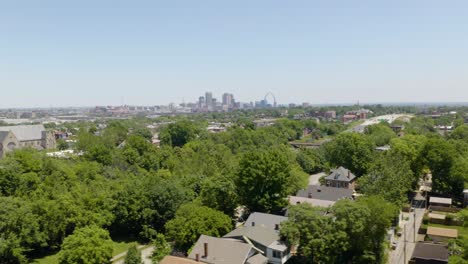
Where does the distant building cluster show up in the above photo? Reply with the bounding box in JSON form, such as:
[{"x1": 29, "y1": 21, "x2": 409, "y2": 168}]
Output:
[
  {"x1": 196, "y1": 92, "x2": 240, "y2": 112},
  {"x1": 341, "y1": 109, "x2": 373, "y2": 123}
]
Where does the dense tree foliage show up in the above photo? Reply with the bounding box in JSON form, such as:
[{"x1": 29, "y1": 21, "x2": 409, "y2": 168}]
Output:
[
  {"x1": 296, "y1": 148, "x2": 325, "y2": 174},
  {"x1": 364, "y1": 123, "x2": 396, "y2": 146},
  {"x1": 151, "y1": 234, "x2": 171, "y2": 264},
  {"x1": 124, "y1": 245, "x2": 142, "y2": 264},
  {"x1": 1, "y1": 108, "x2": 467, "y2": 263},
  {"x1": 359, "y1": 155, "x2": 414, "y2": 206},
  {"x1": 58, "y1": 226, "x2": 113, "y2": 264},
  {"x1": 281, "y1": 196, "x2": 398, "y2": 264},
  {"x1": 159, "y1": 120, "x2": 201, "y2": 147},
  {"x1": 236, "y1": 147, "x2": 307, "y2": 213},
  {"x1": 324, "y1": 132, "x2": 375, "y2": 176},
  {"x1": 164, "y1": 203, "x2": 232, "y2": 251}
]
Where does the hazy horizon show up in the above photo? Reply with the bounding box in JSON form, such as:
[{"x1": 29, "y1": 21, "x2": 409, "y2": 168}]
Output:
[{"x1": 2, "y1": 1, "x2": 468, "y2": 108}]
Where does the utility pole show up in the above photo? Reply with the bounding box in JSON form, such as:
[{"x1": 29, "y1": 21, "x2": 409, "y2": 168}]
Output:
[
  {"x1": 414, "y1": 211, "x2": 417, "y2": 242},
  {"x1": 404, "y1": 223, "x2": 407, "y2": 264}
]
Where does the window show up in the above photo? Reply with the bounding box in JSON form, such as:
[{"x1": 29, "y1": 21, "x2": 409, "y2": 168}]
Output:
[{"x1": 272, "y1": 250, "x2": 282, "y2": 259}]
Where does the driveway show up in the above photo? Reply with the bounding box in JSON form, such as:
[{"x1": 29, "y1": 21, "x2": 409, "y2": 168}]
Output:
[{"x1": 309, "y1": 172, "x2": 326, "y2": 186}]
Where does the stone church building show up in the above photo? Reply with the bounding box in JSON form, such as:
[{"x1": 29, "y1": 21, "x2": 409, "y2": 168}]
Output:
[{"x1": 0, "y1": 125, "x2": 56, "y2": 158}]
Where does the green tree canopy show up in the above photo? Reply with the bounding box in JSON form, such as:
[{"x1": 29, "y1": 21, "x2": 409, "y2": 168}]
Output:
[
  {"x1": 422, "y1": 137, "x2": 458, "y2": 194},
  {"x1": 359, "y1": 154, "x2": 414, "y2": 207},
  {"x1": 58, "y1": 226, "x2": 113, "y2": 264},
  {"x1": 236, "y1": 147, "x2": 301, "y2": 213},
  {"x1": 324, "y1": 132, "x2": 375, "y2": 176},
  {"x1": 164, "y1": 203, "x2": 232, "y2": 252},
  {"x1": 124, "y1": 244, "x2": 142, "y2": 264},
  {"x1": 364, "y1": 123, "x2": 396, "y2": 146},
  {"x1": 159, "y1": 120, "x2": 201, "y2": 147}
]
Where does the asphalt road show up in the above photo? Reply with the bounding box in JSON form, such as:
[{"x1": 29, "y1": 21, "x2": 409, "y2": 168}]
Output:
[{"x1": 388, "y1": 208, "x2": 425, "y2": 264}]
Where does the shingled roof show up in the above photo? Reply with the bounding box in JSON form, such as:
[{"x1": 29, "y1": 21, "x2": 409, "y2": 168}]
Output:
[
  {"x1": 325, "y1": 167, "x2": 356, "y2": 182},
  {"x1": 244, "y1": 212, "x2": 288, "y2": 230},
  {"x1": 411, "y1": 243, "x2": 449, "y2": 262},
  {"x1": 0, "y1": 125, "x2": 46, "y2": 141},
  {"x1": 223, "y1": 226, "x2": 280, "y2": 249},
  {"x1": 188, "y1": 235, "x2": 257, "y2": 264},
  {"x1": 296, "y1": 185, "x2": 353, "y2": 202}
]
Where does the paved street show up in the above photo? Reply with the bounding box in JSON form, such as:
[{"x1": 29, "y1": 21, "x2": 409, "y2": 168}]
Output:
[
  {"x1": 388, "y1": 207, "x2": 425, "y2": 264},
  {"x1": 347, "y1": 114, "x2": 413, "y2": 133}
]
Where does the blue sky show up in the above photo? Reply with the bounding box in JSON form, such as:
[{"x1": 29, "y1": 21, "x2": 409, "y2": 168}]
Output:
[{"x1": 1, "y1": 1, "x2": 468, "y2": 107}]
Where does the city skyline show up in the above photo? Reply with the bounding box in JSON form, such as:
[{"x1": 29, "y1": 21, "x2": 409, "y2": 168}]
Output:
[{"x1": 2, "y1": 1, "x2": 468, "y2": 108}]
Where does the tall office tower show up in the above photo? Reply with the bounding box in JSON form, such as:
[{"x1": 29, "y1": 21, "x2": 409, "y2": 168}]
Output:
[
  {"x1": 198, "y1": 96, "x2": 205, "y2": 109},
  {"x1": 205, "y1": 92, "x2": 213, "y2": 109},
  {"x1": 222, "y1": 93, "x2": 234, "y2": 107}
]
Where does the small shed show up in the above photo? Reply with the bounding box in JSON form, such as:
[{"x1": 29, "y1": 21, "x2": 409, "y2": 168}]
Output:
[
  {"x1": 426, "y1": 227, "x2": 458, "y2": 242},
  {"x1": 429, "y1": 197, "x2": 452, "y2": 207}
]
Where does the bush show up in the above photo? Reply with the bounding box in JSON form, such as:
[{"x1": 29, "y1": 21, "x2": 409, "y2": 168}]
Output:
[
  {"x1": 422, "y1": 216, "x2": 429, "y2": 225},
  {"x1": 124, "y1": 244, "x2": 142, "y2": 264},
  {"x1": 445, "y1": 214, "x2": 455, "y2": 225}
]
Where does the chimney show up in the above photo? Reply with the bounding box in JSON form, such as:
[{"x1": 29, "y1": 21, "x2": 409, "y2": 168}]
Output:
[
  {"x1": 275, "y1": 224, "x2": 279, "y2": 231},
  {"x1": 204, "y1": 242, "x2": 208, "y2": 258},
  {"x1": 347, "y1": 170, "x2": 350, "y2": 179},
  {"x1": 252, "y1": 222, "x2": 255, "y2": 227},
  {"x1": 196, "y1": 254, "x2": 200, "y2": 262}
]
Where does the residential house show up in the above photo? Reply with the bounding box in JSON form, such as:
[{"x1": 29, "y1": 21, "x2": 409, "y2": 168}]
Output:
[
  {"x1": 224, "y1": 213, "x2": 290, "y2": 264},
  {"x1": 324, "y1": 167, "x2": 357, "y2": 189},
  {"x1": 426, "y1": 227, "x2": 458, "y2": 243},
  {"x1": 188, "y1": 235, "x2": 267, "y2": 264},
  {"x1": 289, "y1": 185, "x2": 354, "y2": 208},
  {"x1": 0, "y1": 125, "x2": 56, "y2": 158},
  {"x1": 410, "y1": 242, "x2": 449, "y2": 264},
  {"x1": 289, "y1": 196, "x2": 336, "y2": 208}
]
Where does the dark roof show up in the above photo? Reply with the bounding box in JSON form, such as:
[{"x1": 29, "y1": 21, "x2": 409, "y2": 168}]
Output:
[
  {"x1": 325, "y1": 167, "x2": 356, "y2": 182},
  {"x1": 296, "y1": 185, "x2": 354, "y2": 201},
  {"x1": 244, "y1": 212, "x2": 288, "y2": 230},
  {"x1": 412, "y1": 243, "x2": 449, "y2": 262}
]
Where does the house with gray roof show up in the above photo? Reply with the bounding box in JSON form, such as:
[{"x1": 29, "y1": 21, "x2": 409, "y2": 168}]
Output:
[
  {"x1": 325, "y1": 167, "x2": 356, "y2": 189},
  {"x1": 188, "y1": 235, "x2": 267, "y2": 264},
  {"x1": 410, "y1": 242, "x2": 449, "y2": 264},
  {"x1": 289, "y1": 185, "x2": 354, "y2": 208},
  {"x1": 0, "y1": 125, "x2": 56, "y2": 158},
  {"x1": 224, "y1": 213, "x2": 291, "y2": 264},
  {"x1": 245, "y1": 212, "x2": 288, "y2": 230},
  {"x1": 296, "y1": 185, "x2": 354, "y2": 201}
]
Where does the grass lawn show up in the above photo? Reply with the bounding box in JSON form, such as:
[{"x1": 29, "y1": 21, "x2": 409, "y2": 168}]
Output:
[{"x1": 32, "y1": 240, "x2": 138, "y2": 264}]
